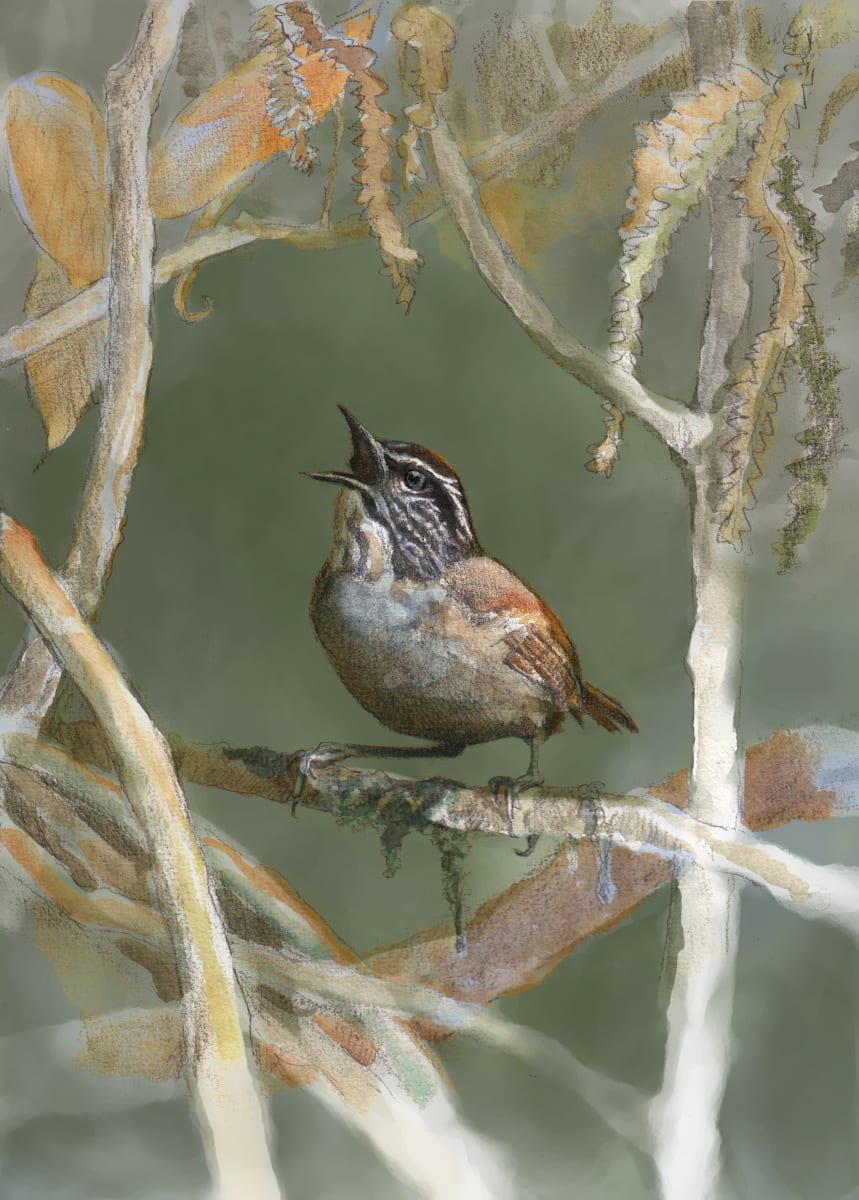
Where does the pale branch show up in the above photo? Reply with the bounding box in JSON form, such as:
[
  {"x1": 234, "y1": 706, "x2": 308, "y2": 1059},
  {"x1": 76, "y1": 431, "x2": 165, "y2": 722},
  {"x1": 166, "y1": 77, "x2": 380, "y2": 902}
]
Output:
[
  {"x1": 0, "y1": 732, "x2": 649, "y2": 1156},
  {"x1": 166, "y1": 725, "x2": 859, "y2": 829},
  {"x1": 649, "y1": 868, "x2": 741, "y2": 1200},
  {"x1": 653, "y1": 10, "x2": 755, "y2": 1192},
  {"x1": 0, "y1": 280, "x2": 110, "y2": 370},
  {"x1": 239, "y1": 939, "x2": 651, "y2": 1153},
  {"x1": 0, "y1": 35, "x2": 681, "y2": 370},
  {"x1": 0, "y1": 515, "x2": 281, "y2": 1200},
  {"x1": 0, "y1": 0, "x2": 193, "y2": 734},
  {"x1": 73, "y1": 0, "x2": 188, "y2": 594},
  {"x1": 426, "y1": 106, "x2": 712, "y2": 460},
  {"x1": 0, "y1": 219, "x2": 370, "y2": 372},
  {"x1": 164, "y1": 742, "x2": 859, "y2": 939}
]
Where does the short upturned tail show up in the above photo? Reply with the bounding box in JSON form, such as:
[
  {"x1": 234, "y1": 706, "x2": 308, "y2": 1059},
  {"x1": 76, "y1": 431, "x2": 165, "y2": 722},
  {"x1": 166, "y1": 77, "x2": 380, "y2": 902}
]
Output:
[{"x1": 581, "y1": 681, "x2": 638, "y2": 733}]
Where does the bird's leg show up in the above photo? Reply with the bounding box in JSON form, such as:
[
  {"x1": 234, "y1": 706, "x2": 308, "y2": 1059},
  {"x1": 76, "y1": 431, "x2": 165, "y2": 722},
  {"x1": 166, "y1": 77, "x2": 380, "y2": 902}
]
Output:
[
  {"x1": 489, "y1": 738, "x2": 544, "y2": 855},
  {"x1": 290, "y1": 740, "x2": 465, "y2": 813}
]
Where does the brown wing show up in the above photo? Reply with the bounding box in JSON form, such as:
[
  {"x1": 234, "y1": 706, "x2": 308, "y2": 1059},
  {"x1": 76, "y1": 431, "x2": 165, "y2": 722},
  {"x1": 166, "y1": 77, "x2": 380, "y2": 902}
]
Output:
[
  {"x1": 503, "y1": 611, "x2": 585, "y2": 724},
  {"x1": 446, "y1": 557, "x2": 585, "y2": 722}
]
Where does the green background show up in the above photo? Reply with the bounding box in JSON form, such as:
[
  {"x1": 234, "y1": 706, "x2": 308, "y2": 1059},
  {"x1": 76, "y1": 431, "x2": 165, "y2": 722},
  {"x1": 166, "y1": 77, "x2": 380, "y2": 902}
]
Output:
[{"x1": 1, "y1": 1, "x2": 859, "y2": 1196}]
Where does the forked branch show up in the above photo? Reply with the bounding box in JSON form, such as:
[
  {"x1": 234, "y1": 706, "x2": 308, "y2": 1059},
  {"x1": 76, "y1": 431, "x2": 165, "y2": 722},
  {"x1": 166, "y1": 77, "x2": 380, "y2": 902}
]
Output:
[{"x1": 425, "y1": 107, "x2": 711, "y2": 460}]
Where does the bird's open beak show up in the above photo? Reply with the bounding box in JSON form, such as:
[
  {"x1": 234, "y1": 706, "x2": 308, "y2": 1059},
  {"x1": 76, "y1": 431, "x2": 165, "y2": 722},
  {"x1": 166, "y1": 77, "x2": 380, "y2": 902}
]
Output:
[{"x1": 305, "y1": 406, "x2": 387, "y2": 493}]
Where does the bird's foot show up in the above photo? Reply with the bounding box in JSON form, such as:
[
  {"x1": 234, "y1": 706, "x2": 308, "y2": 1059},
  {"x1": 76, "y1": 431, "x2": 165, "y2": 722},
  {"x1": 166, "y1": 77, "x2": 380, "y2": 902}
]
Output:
[
  {"x1": 288, "y1": 742, "x2": 355, "y2": 815},
  {"x1": 489, "y1": 770, "x2": 544, "y2": 854}
]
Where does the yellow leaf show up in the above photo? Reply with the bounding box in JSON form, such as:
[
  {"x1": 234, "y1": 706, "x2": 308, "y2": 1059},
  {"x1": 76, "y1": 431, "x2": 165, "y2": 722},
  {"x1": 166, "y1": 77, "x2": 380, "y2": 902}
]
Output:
[
  {"x1": 24, "y1": 254, "x2": 105, "y2": 449},
  {"x1": 586, "y1": 407, "x2": 626, "y2": 476},
  {"x1": 4, "y1": 74, "x2": 109, "y2": 288},
  {"x1": 818, "y1": 69, "x2": 859, "y2": 152},
  {"x1": 391, "y1": 4, "x2": 455, "y2": 189}
]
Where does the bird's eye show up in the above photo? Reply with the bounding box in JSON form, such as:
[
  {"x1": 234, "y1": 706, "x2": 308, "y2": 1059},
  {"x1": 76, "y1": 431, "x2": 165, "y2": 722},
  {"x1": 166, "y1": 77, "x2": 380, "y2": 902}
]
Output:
[{"x1": 404, "y1": 468, "x2": 427, "y2": 491}]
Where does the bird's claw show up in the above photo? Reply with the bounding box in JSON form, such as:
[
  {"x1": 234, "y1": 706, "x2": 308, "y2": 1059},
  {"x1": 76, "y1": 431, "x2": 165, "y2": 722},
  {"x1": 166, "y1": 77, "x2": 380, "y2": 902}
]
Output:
[
  {"x1": 288, "y1": 742, "x2": 352, "y2": 815},
  {"x1": 489, "y1": 773, "x2": 544, "y2": 852}
]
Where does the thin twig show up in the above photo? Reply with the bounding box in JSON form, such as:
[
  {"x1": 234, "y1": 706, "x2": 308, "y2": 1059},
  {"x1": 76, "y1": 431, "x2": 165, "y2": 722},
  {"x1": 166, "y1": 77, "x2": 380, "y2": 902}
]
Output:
[
  {"x1": 320, "y1": 94, "x2": 345, "y2": 228},
  {"x1": 0, "y1": 35, "x2": 682, "y2": 372},
  {"x1": 0, "y1": 514, "x2": 281, "y2": 1200},
  {"x1": 425, "y1": 106, "x2": 711, "y2": 460}
]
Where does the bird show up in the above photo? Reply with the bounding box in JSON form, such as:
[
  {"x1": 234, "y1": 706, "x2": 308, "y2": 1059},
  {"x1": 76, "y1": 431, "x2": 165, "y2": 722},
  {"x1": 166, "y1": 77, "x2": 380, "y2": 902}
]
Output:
[{"x1": 302, "y1": 407, "x2": 637, "y2": 836}]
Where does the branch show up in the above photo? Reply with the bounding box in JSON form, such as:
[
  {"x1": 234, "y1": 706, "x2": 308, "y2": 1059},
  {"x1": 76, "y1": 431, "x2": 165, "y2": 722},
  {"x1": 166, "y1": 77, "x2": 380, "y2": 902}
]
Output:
[
  {"x1": 162, "y1": 742, "x2": 859, "y2": 939},
  {"x1": 649, "y1": 867, "x2": 739, "y2": 1198},
  {"x1": 7, "y1": 719, "x2": 859, "y2": 1158},
  {"x1": 239, "y1": 937, "x2": 650, "y2": 1153},
  {"x1": 0, "y1": 280, "x2": 110, "y2": 370},
  {"x1": 0, "y1": 734, "x2": 643, "y2": 1188},
  {"x1": 0, "y1": 35, "x2": 682, "y2": 369},
  {"x1": 0, "y1": 1, "x2": 195, "y2": 734},
  {"x1": 425, "y1": 105, "x2": 711, "y2": 460},
  {"x1": 652, "y1": 11, "x2": 752, "y2": 1197},
  {"x1": 0, "y1": 515, "x2": 281, "y2": 1200}
]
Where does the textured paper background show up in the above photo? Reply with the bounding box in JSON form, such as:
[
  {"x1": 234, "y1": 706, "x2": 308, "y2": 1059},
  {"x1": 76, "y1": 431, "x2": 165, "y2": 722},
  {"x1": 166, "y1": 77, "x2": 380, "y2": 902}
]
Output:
[{"x1": 1, "y1": 1, "x2": 859, "y2": 1196}]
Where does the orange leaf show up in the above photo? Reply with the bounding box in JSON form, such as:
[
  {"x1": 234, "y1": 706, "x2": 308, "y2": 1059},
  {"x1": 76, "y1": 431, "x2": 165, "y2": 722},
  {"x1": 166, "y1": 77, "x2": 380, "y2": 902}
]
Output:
[
  {"x1": 340, "y1": 10, "x2": 377, "y2": 43},
  {"x1": 24, "y1": 254, "x2": 106, "y2": 449},
  {"x1": 150, "y1": 52, "x2": 297, "y2": 219},
  {"x1": 4, "y1": 74, "x2": 109, "y2": 287},
  {"x1": 152, "y1": 8, "x2": 377, "y2": 220}
]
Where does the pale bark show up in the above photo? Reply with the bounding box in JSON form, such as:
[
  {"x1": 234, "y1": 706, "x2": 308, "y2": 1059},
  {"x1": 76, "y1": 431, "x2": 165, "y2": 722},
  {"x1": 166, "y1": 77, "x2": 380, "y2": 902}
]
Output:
[
  {"x1": 0, "y1": 34, "x2": 680, "y2": 371},
  {"x1": 0, "y1": 0, "x2": 191, "y2": 731},
  {"x1": 426, "y1": 109, "x2": 711, "y2": 460},
  {"x1": 650, "y1": 869, "x2": 740, "y2": 1199},
  {"x1": 650, "y1": 19, "x2": 754, "y2": 1189},
  {"x1": 0, "y1": 514, "x2": 281, "y2": 1200}
]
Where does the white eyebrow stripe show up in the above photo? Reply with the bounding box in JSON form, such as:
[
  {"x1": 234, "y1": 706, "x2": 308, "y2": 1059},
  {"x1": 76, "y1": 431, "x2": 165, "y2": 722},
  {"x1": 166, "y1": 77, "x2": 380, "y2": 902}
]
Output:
[{"x1": 384, "y1": 450, "x2": 461, "y2": 486}]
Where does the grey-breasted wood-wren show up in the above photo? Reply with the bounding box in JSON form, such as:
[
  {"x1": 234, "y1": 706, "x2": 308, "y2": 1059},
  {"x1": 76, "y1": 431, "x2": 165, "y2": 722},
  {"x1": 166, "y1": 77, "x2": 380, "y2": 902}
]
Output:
[{"x1": 303, "y1": 408, "x2": 637, "y2": 793}]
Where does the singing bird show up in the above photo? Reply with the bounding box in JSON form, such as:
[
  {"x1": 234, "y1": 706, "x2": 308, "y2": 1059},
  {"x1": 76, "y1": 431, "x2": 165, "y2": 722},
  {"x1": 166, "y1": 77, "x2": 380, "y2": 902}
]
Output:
[{"x1": 302, "y1": 408, "x2": 637, "y2": 810}]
